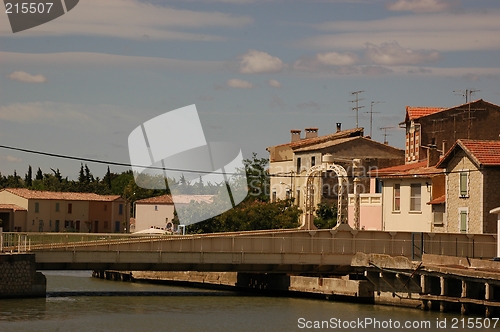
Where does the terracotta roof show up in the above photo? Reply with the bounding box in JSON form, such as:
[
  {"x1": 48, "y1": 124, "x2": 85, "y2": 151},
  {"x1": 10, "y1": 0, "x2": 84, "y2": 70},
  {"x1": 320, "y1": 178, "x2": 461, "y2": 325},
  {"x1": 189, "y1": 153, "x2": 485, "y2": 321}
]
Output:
[
  {"x1": 2, "y1": 188, "x2": 123, "y2": 202},
  {"x1": 403, "y1": 99, "x2": 500, "y2": 124},
  {"x1": 135, "y1": 194, "x2": 214, "y2": 205},
  {"x1": 0, "y1": 204, "x2": 27, "y2": 211},
  {"x1": 135, "y1": 194, "x2": 174, "y2": 204},
  {"x1": 371, "y1": 160, "x2": 443, "y2": 178},
  {"x1": 405, "y1": 106, "x2": 446, "y2": 121},
  {"x1": 267, "y1": 127, "x2": 364, "y2": 150},
  {"x1": 437, "y1": 139, "x2": 500, "y2": 168},
  {"x1": 294, "y1": 136, "x2": 404, "y2": 153},
  {"x1": 427, "y1": 195, "x2": 445, "y2": 205}
]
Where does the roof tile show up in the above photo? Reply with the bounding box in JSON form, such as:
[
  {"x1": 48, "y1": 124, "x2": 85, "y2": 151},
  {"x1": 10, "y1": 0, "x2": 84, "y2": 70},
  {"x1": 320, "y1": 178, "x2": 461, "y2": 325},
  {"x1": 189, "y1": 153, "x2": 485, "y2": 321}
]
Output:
[{"x1": 2, "y1": 188, "x2": 123, "y2": 202}]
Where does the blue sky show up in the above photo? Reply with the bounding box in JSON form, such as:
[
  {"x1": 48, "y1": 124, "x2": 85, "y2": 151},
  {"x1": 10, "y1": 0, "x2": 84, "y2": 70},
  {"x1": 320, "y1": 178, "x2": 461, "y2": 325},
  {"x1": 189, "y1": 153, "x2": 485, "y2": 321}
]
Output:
[{"x1": 1, "y1": 0, "x2": 500, "y2": 179}]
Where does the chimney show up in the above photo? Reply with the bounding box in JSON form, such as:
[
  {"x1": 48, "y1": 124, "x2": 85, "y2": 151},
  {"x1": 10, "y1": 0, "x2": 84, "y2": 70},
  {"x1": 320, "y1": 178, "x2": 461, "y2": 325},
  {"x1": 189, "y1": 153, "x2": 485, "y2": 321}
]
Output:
[
  {"x1": 304, "y1": 127, "x2": 318, "y2": 139},
  {"x1": 336, "y1": 123, "x2": 342, "y2": 133},
  {"x1": 290, "y1": 129, "x2": 301, "y2": 142},
  {"x1": 427, "y1": 146, "x2": 441, "y2": 167},
  {"x1": 441, "y1": 140, "x2": 447, "y2": 156}
]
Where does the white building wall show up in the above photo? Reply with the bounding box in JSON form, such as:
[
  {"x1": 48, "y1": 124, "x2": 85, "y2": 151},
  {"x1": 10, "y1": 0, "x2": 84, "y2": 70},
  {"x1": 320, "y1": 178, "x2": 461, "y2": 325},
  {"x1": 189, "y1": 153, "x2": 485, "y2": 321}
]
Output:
[
  {"x1": 382, "y1": 178, "x2": 432, "y2": 232},
  {"x1": 134, "y1": 203, "x2": 175, "y2": 232}
]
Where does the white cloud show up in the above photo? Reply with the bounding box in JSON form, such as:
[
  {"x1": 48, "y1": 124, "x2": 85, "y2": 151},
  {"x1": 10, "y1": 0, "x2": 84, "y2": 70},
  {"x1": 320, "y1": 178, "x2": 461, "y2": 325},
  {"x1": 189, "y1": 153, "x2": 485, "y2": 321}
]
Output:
[
  {"x1": 386, "y1": 0, "x2": 455, "y2": 13},
  {"x1": 1, "y1": 0, "x2": 253, "y2": 41},
  {"x1": 0, "y1": 51, "x2": 225, "y2": 71},
  {"x1": 365, "y1": 42, "x2": 440, "y2": 65},
  {"x1": 226, "y1": 79, "x2": 253, "y2": 89},
  {"x1": 306, "y1": 10, "x2": 500, "y2": 52},
  {"x1": 239, "y1": 50, "x2": 284, "y2": 74},
  {"x1": 316, "y1": 52, "x2": 359, "y2": 66},
  {"x1": 294, "y1": 51, "x2": 359, "y2": 72},
  {"x1": 5, "y1": 155, "x2": 23, "y2": 163},
  {"x1": 0, "y1": 102, "x2": 138, "y2": 130},
  {"x1": 268, "y1": 79, "x2": 282, "y2": 88},
  {"x1": 8, "y1": 71, "x2": 47, "y2": 83}
]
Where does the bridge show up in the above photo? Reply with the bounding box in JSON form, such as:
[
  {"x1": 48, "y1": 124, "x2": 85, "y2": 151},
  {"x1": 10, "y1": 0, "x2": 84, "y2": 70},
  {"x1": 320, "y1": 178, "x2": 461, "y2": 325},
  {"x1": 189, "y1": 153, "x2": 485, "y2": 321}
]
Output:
[{"x1": 1, "y1": 228, "x2": 497, "y2": 273}]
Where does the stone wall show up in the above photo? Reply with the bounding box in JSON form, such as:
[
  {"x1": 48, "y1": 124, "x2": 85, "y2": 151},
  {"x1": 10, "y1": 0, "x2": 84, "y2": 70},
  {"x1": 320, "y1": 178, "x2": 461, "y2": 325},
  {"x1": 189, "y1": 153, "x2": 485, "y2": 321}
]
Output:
[
  {"x1": 0, "y1": 253, "x2": 46, "y2": 298},
  {"x1": 445, "y1": 151, "x2": 483, "y2": 233}
]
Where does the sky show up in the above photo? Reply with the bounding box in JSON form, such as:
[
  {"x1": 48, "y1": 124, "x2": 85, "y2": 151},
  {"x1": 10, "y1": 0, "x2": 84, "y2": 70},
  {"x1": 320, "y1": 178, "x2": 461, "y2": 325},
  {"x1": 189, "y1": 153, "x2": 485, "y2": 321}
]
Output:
[{"x1": 1, "y1": 0, "x2": 500, "y2": 180}]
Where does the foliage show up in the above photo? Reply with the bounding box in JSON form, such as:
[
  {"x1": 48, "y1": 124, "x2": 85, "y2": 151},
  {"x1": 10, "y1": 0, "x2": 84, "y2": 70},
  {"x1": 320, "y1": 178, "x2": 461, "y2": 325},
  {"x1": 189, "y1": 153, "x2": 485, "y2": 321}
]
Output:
[
  {"x1": 313, "y1": 202, "x2": 338, "y2": 229},
  {"x1": 187, "y1": 198, "x2": 301, "y2": 233},
  {"x1": 0, "y1": 152, "x2": 302, "y2": 233}
]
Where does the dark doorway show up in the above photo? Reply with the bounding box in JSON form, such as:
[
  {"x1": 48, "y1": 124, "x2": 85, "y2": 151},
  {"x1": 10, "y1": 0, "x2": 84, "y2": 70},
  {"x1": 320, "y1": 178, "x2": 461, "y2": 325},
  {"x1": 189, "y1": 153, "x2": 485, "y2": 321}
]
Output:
[{"x1": 0, "y1": 212, "x2": 11, "y2": 231}]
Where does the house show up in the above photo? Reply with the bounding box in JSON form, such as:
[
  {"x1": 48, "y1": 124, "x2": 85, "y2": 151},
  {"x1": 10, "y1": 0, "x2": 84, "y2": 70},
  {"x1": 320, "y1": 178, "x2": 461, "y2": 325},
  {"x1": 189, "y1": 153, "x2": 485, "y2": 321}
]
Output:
[
  {"x1": 133, "y1": 194, "x2": 214, "y2": 233},
  {"x1": 402, "y1": 99, "x2": 500, "y2": 164},
  {"x1": 266, "y1": 125, "x2": 404, "y2": 229},
  {"x1": 371, "y1": 153, "x2": 445, "y2": 232},
  {"x1": 372, "y1": 99, "x2": 500, "y2": 233},
  {"x1": 0, "y1": 188, "x2": 128, "y2": 233},
  {"x1": 435, "y1": 140, "x2": 500, "y2": 234}
]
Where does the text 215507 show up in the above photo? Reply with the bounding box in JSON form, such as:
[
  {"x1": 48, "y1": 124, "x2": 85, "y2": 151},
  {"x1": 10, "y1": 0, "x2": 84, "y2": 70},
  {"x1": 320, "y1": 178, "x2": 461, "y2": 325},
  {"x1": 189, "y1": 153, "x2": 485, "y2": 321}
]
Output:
[{"x1": 5, "y1": 3, "x2": 54, "y2": 14}]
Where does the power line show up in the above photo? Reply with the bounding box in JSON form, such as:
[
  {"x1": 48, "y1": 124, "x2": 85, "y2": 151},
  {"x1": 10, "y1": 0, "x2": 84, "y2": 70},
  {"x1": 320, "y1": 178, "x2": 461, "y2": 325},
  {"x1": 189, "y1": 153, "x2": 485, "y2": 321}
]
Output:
[{"x1": 0, "y1": 144, "x2": 242, "y2": 176}]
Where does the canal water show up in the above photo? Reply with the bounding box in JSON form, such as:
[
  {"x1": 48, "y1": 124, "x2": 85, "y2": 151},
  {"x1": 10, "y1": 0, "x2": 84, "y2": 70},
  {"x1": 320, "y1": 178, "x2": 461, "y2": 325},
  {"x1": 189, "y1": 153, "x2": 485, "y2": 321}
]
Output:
[{"x1": 0, "y1": 271, "x2": 496, "y2": 331}]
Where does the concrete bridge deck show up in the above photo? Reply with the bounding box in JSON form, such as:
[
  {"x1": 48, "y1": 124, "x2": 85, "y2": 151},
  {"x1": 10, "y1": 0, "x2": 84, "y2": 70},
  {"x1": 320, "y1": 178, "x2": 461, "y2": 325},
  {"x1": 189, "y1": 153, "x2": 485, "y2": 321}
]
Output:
[{"x1": 1, "y1": 228, "x2": 497, "y2": 273}]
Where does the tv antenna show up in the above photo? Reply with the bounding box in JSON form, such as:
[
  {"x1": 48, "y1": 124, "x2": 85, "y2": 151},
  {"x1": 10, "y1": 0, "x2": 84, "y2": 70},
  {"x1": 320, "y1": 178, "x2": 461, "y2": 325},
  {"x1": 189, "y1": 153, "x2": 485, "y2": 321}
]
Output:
[
  {"x1": 453, "y1": 89, "x2": 481, "y2": 139},
  {"x1": 350, "y1": 90, "x2": 364, "y2": 128},
  {"x1": 365, "y1": 101, "x2": 384, "y2": 138},
  {"x1": 380, "y1": 126, "x2": 394, "y2": 145},
  {"x1": 453, "y1": 89, "x2": 480, "y2": 103}
]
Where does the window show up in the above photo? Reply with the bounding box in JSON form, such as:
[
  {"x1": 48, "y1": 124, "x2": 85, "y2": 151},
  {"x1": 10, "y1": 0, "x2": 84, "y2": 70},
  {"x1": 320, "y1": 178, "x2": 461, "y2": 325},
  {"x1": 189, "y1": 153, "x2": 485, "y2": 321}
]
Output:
[
  {"x1": 311, "y1": 156, "x2": 316, "y2": 167},
  {"x1": 154, "y1": 205, "x2": 158, "y2": 211},
  {"x1": 410, "y1": 184, "x2": 421, "y2": 212},
  {"x1": 35, "y1": 202, "x2": 40, "y2": 213},
  {"x1": 115, "y1": 221, "x2": 121, "y2": 232},
  {"x1": 375, "y1": 179, "x2": 382, "y2": 194},
  {"x1": 459, "y1": 209, "x2": 468, "y2": 233},
  {"x1": 432, "y1": 205, "x2": 445, "y2": 225},
  {"x1": 67, "y1": 203, "x2": 72, "y2": 214},
  {"x1": 119, "y1": 204, "x2": 123, "y2": 215},
  {"x1": 393, "y1": 184, "x2": 401, "y2": 212},
  {"x1": 285, "y1": 190, "x2": 291, "y2": 199},
  {"x1": 55, "y1": 202, "x2": 60, "y2": 212},
  {"x1": 272, "y1": 191, "x2": 277, "y2": 202},
  {"x1": 459, "y1": 170, "x2": 469, "y2": 197},
  {"x1": 296, "y1": 157, "x2": 301, "y2": 173}
]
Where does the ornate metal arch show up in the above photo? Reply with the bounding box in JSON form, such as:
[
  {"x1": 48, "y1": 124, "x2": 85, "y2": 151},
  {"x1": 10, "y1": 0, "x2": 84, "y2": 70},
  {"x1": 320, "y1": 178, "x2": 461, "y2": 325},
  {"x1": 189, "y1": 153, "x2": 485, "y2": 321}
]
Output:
[{"x1": 303, "y1": 163, "x2": 349, "y2": 228}]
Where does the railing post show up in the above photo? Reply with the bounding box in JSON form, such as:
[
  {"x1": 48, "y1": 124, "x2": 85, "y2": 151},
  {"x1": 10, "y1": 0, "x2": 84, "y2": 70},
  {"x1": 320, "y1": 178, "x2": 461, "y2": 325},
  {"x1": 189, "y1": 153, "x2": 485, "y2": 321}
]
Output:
[{"x1": 0, "y1": 227, "x2": 2, "y2": 253}]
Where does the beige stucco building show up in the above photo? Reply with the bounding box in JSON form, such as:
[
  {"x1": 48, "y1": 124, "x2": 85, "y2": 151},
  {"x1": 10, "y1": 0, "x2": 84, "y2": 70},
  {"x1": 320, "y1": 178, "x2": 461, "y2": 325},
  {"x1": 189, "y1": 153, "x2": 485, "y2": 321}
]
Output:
[
  {"x1": 372, "y1": 159, "x2": 445, "y2": 232},
  {"x1": 266, "y1": 125, "x2": 404, "y2": 229},
  {"x1": 0, "y1": 188, "x2": 127, "y2": 233},
  {"x1": 436, "y1": 140, "x2": 500, "y2": 234},
  {"x1": 133, "y1": 194, "x2": 214, "y2": 233}
]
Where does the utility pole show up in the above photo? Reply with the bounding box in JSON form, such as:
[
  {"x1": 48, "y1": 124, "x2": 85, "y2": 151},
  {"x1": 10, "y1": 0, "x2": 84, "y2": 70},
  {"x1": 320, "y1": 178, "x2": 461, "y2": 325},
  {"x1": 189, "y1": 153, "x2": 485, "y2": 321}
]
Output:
[
  {"x1": 366, "y1": 101, "x2": 384, "y2": 138},
  {"x1": 350, "y1": 90, "x2": 364, "y2": 128}
]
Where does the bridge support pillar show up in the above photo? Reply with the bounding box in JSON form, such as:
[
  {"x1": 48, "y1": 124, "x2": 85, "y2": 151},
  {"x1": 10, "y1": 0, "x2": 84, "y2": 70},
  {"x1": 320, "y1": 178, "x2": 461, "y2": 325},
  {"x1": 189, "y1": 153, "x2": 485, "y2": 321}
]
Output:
[{"x1": 0, "y1": 253, "x2": 46, "y2": 298}]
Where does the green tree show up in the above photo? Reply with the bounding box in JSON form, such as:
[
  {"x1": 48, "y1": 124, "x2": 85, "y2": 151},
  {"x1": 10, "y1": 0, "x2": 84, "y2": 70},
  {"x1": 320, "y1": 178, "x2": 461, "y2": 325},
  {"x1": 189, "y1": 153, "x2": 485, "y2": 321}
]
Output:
[
  {"x1": 313, "y1": 202, "x2": 338, "y2": 229},
  {"x1": 244, "y1": 153, "x2": 269, "y2": 202},
  {"x1": 35, "y1": 167, "x2": 43, "y2": 180},
  {"x1": 25, "y1": 165, "x2": 33, "y2": 187}
]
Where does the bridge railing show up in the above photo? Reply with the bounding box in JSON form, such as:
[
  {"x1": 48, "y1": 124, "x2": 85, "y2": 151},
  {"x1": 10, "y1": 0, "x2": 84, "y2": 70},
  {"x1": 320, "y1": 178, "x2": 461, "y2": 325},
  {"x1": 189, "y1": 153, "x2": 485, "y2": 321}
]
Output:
[{"x1": 6, "y1": 230, "x2": 496, "y2": 260}]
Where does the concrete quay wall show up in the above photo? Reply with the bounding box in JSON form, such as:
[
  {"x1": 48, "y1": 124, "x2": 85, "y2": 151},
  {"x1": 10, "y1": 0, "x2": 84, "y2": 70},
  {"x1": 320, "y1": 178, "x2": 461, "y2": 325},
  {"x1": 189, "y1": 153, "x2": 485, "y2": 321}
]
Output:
[
  {"x1": 101, "y1": 271, "x2": 374, "y2": 303},
  {"x1": 0, "y1": 254, "x2": 46, "y2": 298}
]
